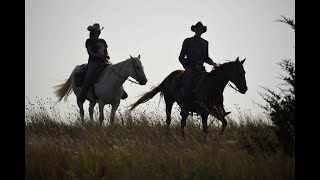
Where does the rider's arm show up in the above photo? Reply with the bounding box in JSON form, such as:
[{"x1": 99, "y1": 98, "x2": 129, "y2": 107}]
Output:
[
  {"x1": 105, "y1": 48, "x2": 110, "y2": 60},
  {"x1": 103, "y1": 40, "x2": 110, "y2": 60},
  {"x1": 86, "y1": 46, "x2": 105, "y2": 59},
  {"x1": 204, "y1": 41, "x2": 219, "y2": 67},
  {"x1": 86, "y1": 39, "x2": 105, "y2": 59},
  {"x1": 179, "y1": 39, "x2": 189, "y2": 68}
]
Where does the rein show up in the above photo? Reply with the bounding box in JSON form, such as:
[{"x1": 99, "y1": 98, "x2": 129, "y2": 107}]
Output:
[
  {"x1": 110, "y1": 59, "x2": 140, "y2": 85},
  {"x1": 228, "y1": 83, "x2": 240, "y2": 93}
]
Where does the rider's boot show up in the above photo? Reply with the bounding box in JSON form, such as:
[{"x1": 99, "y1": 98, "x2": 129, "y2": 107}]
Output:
[{"x1": 121, "y1": 90, "x2": 128, "y2": 99}]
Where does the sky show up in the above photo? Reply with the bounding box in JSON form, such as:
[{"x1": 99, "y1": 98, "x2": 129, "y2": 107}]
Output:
[{"x1": 25, "y1": 0, "x2": 295, "y2": 120}]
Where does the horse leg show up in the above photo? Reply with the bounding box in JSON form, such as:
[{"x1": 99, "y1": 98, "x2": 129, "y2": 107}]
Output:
[
  {"x1": 219, "y1": 117, "x2": 228, "y2": 135},
  {"x1": 180, "y1": 109, "x2": 189, "y2": 138},
  {"x1": 77, "y1": 99, "x2": 84, "y2": 122},
  {"x1": 89, "y1": 101, "x2": 96, "y2": 121},
  {"x1": 217, "y1": 107, "x2": 228, "y2": 135},
  {"x1": 98, "y1": 103, "x2": 105, "y2": 125},
  {"x1": 211, "y1": 107, "x2": 228, "y2": 136},
  {"x1": 216, "y1": 108, "x2": 228, "y2": 135},
  {"x1": 164, "y1": 94, "x2": 175, "y2": 137},
  {"x1": 201, "y1": 112, "x2": 209, "y2": 135},
  {"x1": 110, "y1": 103, "x2": 119, "y2": 125}
]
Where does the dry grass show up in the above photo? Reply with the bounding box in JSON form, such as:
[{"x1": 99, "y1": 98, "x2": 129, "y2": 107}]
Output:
[{"x1": 25, "y1": 98, "x2": 294, "y2": 180}]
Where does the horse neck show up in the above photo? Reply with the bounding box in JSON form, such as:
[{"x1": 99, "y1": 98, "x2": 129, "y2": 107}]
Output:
[
  {"x1": 206, "y1": 66, "x2": 231, "y2": 93},
  {"x1": 100, "y1": 59, "x2": 130, "y2": 87}
]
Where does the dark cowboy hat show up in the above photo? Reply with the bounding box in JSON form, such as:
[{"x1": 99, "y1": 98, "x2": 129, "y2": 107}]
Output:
[
  {"x1": 87, "y1": 23, "x2": 104, "y2": 31},
  {"x1": 191, "y1": 21, "x2": 207, "y2": 33}
]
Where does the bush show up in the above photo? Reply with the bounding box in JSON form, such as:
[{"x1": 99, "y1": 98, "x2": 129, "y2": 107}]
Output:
[{"x1": 259, "y1": 15, "x2": 295, "y2": 155}]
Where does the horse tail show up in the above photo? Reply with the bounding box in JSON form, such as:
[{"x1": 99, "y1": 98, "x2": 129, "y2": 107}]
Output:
[
  {"x1": 129, "y1": 82, "x2": 164, "y2": 111},
  {"x1": 53, "y1": 72, "x2": 73, "y2": 102},
  {"x1": 129, "y1": 70, "x2": 182, "y2": 111}
]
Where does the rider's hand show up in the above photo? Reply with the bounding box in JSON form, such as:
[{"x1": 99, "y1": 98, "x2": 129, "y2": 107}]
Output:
[
  {"x1": 212, "y1": 63, "x2": 220, "y2": 69},
  {"x1": 106, "y1": 55, "x2": 110, "y2": 60},
  {"x1": 96, "y1": 52, "x2": 105, "y2": 58},
  {"x1": 185, "y1": 67, "x2": 192, "y2": 73}
]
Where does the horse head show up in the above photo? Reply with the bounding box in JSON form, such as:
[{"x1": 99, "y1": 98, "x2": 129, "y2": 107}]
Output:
[
  {"x1": 228, "y1": 57, "x2": 248, "y2": 94},
  {"x1": 128, "y1": 55, "x2": 148, "y2": 85}
]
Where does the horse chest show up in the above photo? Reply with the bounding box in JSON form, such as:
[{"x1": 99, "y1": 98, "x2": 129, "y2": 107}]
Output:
[{"x1": 95, "y1": 86, "x2": 122, "y2": 102}]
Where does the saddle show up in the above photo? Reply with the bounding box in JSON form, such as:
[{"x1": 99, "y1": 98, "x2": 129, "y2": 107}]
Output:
[
  {"x1": 172, "y1": 70, "x2": 207, "y2": 109},
  {"x1": 174, "y1": 70, "x2": 230, "y2": 116},
  {"x1": 74, "y1": 63, "x2": 109, "y2": 87},
  {"x1": 175, "y1": 70, "x2": 208, "y2": 94}
]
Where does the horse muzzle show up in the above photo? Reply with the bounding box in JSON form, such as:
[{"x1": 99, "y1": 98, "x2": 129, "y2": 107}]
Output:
[{"x1": 239, "y1": 86, "x2": 248, "y2": 94}]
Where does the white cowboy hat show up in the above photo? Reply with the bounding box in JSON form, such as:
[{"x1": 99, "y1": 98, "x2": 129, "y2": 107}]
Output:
[{"x1": 87, "y1": 23, "x2": 104, "y2": 31}]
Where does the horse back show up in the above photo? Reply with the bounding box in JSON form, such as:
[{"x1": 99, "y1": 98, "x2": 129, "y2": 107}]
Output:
[{"x1": 74, "y1": 63, "x2": 109, "y2": 87}]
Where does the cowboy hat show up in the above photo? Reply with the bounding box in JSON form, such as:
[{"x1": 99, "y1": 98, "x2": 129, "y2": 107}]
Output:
[
  {"x1": 191, "y1": 21, "x2": 207, "y2": 33},
  {"x1": 87, "y1": 23, "x2": 104, "y2": 31}
]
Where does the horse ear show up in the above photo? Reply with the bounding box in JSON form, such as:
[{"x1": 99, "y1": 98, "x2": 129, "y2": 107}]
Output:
[
  {"x1": 138, "y1": 55, "x2": 141, "y2": 59},
  {"x1": 130, "y1": 55, "x2": 133, "y2": 59},
  {"x1": 236, "y1": 57, "x2": 239, "y2": 62},
  {"x1": 241, "y1": 58, "x2": 246, "y2": 64}
]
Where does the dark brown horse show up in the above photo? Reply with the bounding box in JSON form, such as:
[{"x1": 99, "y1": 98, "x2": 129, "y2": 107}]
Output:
[{"x1": 130, "y1": 57, "x2": 247, "y2": 136}]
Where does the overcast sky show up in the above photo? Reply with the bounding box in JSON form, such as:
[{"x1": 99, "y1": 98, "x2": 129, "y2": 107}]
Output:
[{"x1": 25, "y1": 0, "x2": 295, "y2": 119}]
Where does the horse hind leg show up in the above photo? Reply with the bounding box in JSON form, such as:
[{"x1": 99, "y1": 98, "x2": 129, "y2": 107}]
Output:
[
  {"x1": 164, "y1": 94, "x2": 175, "y2": 137},
  {"x1": 89, "y1": 101, "x2": 96, "y2": 121},
  {"x1": 217, "y1": 109, "x2": 228, "y2": 135},
  {"x1": 180, "y1": 109, "x2": 189, "y2": 138},
  {"x1": 200, "y1": 112, "x2": 209, "y2": 135},
  {"x1": 77, "y1": 100, "x2": 84, "y2": 122},
  {"x1": 98, "y1": 103, "x2": 105, "y2": 125},
  {"x1": 219, "y1": 117, "x2": 228, "y2": 135},
  {"x1": 110, "y1": 103, "x2": 119, "y2": 125}
]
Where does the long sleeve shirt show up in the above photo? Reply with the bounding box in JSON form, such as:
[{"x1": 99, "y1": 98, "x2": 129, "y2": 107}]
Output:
[{"x1": 179, "y1": 36, "x2": 213, "y2": 69}]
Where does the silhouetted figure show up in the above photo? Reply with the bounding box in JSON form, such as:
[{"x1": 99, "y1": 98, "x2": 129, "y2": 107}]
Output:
[
  {"x1": 129, "y1": 57, "x2": 247, "y2": 136},
  {"x1": 178, "y1": 21, "x2": 219, "y2": 114},
  {"x1": 78, "y1": 23, "x2": 127, "y2": 103}
]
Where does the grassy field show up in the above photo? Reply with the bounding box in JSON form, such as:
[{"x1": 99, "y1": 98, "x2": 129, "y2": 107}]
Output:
[{"x1": 25, "y1": 99, "x2": 294, "y2": 180}]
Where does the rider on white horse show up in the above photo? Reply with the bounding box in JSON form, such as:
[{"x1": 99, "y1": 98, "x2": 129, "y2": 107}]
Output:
[{"x1": 78, "y1": 23, "x2": 127, "y2": 103}]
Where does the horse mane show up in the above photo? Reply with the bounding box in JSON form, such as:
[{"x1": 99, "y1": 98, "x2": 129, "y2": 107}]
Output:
[
  {"x1": 210, "y1": 60, "x2": 233, "y2": 74},
  {"x1": 109, "y1": 58, "x2": 131, "y2": 68},
  {"x1": 108, "y1": 57, "x2": 141, "y2": 70}
]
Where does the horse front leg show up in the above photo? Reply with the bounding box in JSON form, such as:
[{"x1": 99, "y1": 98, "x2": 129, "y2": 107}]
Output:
[
  {"x1": 201, "y1": 112, "x2": 209, "y2": 135},
  {"x1": 180, "y1": 109, "x2": 189, "y2": 138},
  {"x1": 110, "y1": 103, "x2": 119, "y2": 125},
  {"x1": 89, "y1": 101, "x2": 96, "y2": 121},
  {"x1": 219, "y1": 117, "x2": 228, "y2": 135},
  {"x1": 77, "y1": 100, "x2": 84, "y2": 122},
  {"x1": 216, "y1": 108, "x2": 228, "y2": 136},
  {"x1": 164, "y1": 94, "x2": 175, "y2": 137},
  {"x1": 98, "y1": 103, "x2": 105, "y2": 125}
]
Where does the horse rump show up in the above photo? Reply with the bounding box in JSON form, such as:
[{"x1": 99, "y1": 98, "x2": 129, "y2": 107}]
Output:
[
  {"x1": 74, "y1": 64, "x2": 87, "y2": 87},
  {"x1": 74, "y1": 63, "x2": 110, "y2": 87}
]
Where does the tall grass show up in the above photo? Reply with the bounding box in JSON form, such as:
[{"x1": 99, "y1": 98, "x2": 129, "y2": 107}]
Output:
[{"x1": 25, "y1": 99, "x2": 294, "y2": 180}]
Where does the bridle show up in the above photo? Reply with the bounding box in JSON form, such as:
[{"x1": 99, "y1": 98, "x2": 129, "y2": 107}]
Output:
[{"x1": 110, "y1": 58, "x2": 141, "y2": 85}]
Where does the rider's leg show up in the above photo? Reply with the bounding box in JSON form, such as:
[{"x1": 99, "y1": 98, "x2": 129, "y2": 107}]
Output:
[
  {"x1": 121, "y1": 90, "x2": 128, "y2": 99},
  {"x1": 78, "y1": 60, "x2": 98, "y2": 103},
  {"x1": 180, "y1": 72, "x2": 193, "y2": 115}
]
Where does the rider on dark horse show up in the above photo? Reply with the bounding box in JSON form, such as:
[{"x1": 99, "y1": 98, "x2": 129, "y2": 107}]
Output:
[
  {"x1": 179, "y1": 21, "x2": 232, "y2": 117},
  {"x1": 178, "y1": 22, "x2": 220, "y2": 114},
  {"x1": 78, "y1": 23, "x2": 128, "y2": 103}
]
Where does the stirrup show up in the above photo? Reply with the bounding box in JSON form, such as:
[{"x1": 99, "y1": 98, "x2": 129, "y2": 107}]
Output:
[{"x1": 121, "y1": 91, "x2": 128, "y2": 99}]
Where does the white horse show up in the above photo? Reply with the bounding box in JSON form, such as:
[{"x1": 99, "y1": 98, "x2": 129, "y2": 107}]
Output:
[{"x1": 54, "y1": 55, "x2": 147, "y2": 124}]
